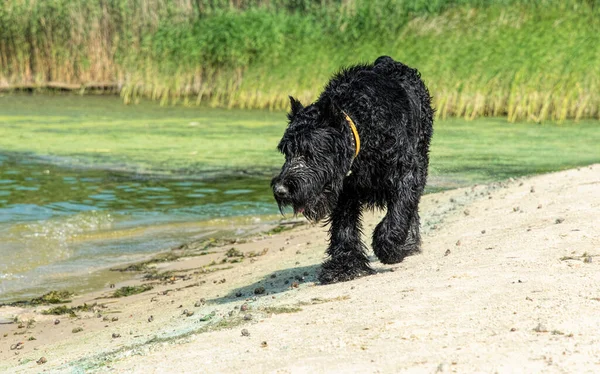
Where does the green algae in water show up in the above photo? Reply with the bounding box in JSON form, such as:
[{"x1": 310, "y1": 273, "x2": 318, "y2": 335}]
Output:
[
  {"x1": 1, "y1": 95, "x2": 599, "y2": 184},
  {"x1": 0, "y1": 95, "x2": 285, "y2": 176}
]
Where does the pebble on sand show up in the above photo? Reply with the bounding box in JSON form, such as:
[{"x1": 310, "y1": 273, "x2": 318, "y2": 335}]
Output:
[
  {"x1": 241, "y1": 329, "x2": 250, "y2": 337},
  {"x1": 533, "y1": 323, "x2": 548, "y2": 333},
  {"x1": 36, "y1": 357, "x2": 47, "y2": 365}
]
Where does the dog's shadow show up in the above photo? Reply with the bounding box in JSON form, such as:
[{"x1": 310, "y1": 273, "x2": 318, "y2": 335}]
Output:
[
  {"x1": 209, "y1": 256, "x2": 394, "y2": 305},
  {"x1": 209, "y1": 264, "x2": 321, "y2": 305}
]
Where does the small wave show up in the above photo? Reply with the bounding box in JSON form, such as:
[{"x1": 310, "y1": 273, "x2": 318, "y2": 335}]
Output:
[
  {"x1": 0, "y1": 211, "x2": 114, "y2": 275},
  {"x1": 0, "y1": 272, "x2": 23, "y2": 280}
]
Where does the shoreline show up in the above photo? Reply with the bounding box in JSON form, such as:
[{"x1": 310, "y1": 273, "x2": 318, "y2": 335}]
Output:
[
  {"x1": 1, "y1": 164, "x2": 599, "y2": 373},
  {"x1": 0, "y1": 217, "x2": 298, "y2": 305}
]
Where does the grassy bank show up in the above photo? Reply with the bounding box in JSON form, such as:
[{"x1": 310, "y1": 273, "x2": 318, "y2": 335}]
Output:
[
  {"x1": 1, "y1": 95, "x2": 599, "y2": 184},
  {"x1": 0, "y1": 0, "x2": 599, "y2": 121}
]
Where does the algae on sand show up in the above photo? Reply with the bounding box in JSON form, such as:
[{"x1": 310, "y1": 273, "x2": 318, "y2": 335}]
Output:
[
  {"x1": 2, "y1": 290, "x2": 74, "y2": 307},
  {"x1": 111, "y1": 285, "x2": 154, "y2": 298}
]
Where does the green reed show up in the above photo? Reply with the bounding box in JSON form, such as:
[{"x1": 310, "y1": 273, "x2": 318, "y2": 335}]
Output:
[{"x1": 0, "y1": 0, "x2": 598, "y2": 121}]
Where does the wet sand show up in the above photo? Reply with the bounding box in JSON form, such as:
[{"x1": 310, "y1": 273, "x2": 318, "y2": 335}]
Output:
[{"x1": 1, "y1": 165, "x2": 599, "y2": 373}]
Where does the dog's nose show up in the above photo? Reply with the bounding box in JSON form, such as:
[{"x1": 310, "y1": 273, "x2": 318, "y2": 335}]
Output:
[{"x1": 273, "y1": 184, "x2": 289, "y2": 199}]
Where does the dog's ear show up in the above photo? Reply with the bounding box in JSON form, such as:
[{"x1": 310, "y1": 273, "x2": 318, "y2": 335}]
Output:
[
  {"x1": 320, "y1": 98, "x2": 343, "y2": 128},
  {"x1": 288, "y1": 96, "x2": 303, "y2": 121}
]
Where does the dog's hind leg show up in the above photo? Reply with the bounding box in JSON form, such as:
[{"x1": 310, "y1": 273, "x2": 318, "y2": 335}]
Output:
[
  {"x1": 404, "y1": 211, "x2": 422, "y2": 252},
  {"x1": 318, "y1": 193, "x2": 374, "y2": 284},
  {"x1": 372, "y1": 168, "x2": 424, "y2": 264}
]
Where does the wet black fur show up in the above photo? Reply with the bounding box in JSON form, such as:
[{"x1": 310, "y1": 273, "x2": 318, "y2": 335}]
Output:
[{"x1": 272, "y1": 56, "x2": 434, "y2": 284}]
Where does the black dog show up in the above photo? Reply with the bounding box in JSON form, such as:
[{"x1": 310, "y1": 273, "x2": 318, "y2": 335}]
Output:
[{"x1": 272, "y1": 56, "x2": 433, "y2": 284}]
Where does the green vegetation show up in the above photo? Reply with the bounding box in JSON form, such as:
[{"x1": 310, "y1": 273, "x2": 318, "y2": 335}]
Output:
[
  {"x1": 111, "y1": 252, "x2": 184, "y2": 273},
  {"x1": 42, "y1": 305, "x2": 78, "y2": 317},
  {"x1": 0, "y1": 1, "x2": 598, "y2": 121},
  {"x1": 41, "y1": 303, "x2": 98, "y2": 317},
  {"x1": 111, "y1": 284, "x2": 154, "y2": 298},
  {"x1": 28, "y1": 290, "x2": 73, "y2": 305},
  {"x1": 1, "y1": 290, "x2": 74, "y2": 307},
  {"x1": 265, "y1": 221, "x2": 307, "y2": 235},
  {"x1": 225, "y1": 247, "x2": 244, "y2": 258}
]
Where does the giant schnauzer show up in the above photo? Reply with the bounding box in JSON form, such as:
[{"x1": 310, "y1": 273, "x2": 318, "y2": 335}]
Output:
[{"x1": 272, "y1": 56, "x2": 434, "y2": 284}]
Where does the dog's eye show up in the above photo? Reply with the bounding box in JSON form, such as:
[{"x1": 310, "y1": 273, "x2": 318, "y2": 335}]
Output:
[{"x1": 287, "y1": 156, "x2": 307, "y2": 169}]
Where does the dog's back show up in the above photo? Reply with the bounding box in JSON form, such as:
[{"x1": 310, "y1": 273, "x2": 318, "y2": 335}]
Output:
[{"x1": 322, "y1": 56, "x2": 433, "y2": 137}]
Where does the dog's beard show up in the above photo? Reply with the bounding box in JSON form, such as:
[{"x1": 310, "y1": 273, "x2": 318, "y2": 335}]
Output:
[
  {"x1": 300, "y1": 185, "x2": 339, "y2": 222},
  {"x1": 275, "y1": 182, "x2": 340, "y2": 223}
]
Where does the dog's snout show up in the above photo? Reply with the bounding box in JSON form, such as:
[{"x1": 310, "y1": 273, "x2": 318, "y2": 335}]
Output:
[{"x1": 273, "y1": 183, "x2": 289, "y2": 199}]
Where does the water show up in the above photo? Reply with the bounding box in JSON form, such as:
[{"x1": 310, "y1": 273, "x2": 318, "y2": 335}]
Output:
[
  {"x1": 0, "y1": 154, "x2": 279, "y2": 302},
  {"x1": 1, "y1": 94, "x2": 599, "y2": 302}
]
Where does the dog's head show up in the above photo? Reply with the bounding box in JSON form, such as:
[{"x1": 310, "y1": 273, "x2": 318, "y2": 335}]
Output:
[{"x1": 271, "y1": 96, "x2": 354, "y2": 222}]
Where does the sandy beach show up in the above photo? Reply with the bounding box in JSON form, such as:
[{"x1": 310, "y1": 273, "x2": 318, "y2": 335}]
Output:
[{"x1": 1, "y1": 164, "x2": 599, "y2": 373}]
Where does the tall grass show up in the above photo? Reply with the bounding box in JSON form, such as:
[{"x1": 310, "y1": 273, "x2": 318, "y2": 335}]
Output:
[{"x1": 0, "y1": 0, "x2": 598, "y2": 121}]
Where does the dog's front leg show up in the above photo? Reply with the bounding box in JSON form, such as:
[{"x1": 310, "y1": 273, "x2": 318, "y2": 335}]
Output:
[{"x1": 318, "y1": 193, "x2": 374, "y2": 284}]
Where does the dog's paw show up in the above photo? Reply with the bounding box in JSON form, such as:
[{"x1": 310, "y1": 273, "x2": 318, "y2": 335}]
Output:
[
  {"x1": 373, "y1": 240, "x2": 421, "y2": 264},
  {"x1": 373, "y1": 223, "x2": 421, "y2": 264},
  {"x1": 318, "y1": 259, "x2": 374, "y2": 284}
]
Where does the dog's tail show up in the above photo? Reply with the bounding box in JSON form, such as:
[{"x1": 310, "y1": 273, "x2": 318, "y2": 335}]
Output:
[{"x1": 374, "y1": 55, "x2": 395, "y2": 66}]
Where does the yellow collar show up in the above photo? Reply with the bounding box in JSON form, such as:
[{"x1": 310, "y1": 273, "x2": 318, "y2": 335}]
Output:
[{"x1": 342, "y1": 111, "x2": 360, "y2": 157}]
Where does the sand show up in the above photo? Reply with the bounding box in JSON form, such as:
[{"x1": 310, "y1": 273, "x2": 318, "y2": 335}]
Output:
[{"x1": 1, "y1": 164, "x2": 599, "y2": 373}]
